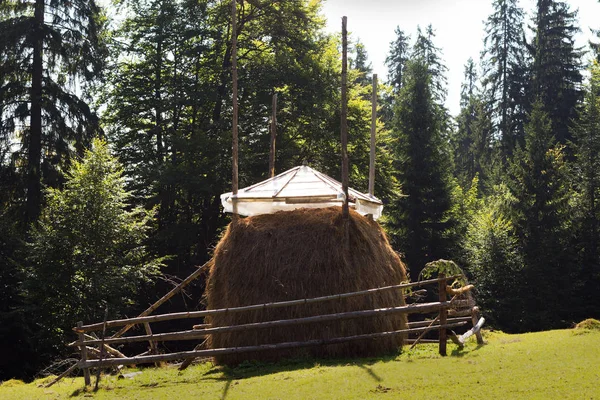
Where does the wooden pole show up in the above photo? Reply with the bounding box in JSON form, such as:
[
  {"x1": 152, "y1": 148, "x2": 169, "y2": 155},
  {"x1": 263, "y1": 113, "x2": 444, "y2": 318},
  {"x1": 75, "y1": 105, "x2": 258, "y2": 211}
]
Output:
[
  {"x1": 110, "y1": 263, "x2": 208, "y2": 339},
  {"x1": 79, "y1": 321, "x2": 468, "y2": 369},
  {"x1": 368, "y1": 73, "x2": 377, "y2": 197},
  {"x1": 231, "y1": 0, "x2": 239, "y2": 217},
  {"x1": 269, "y1": 92, "x2": 277, "y2": 178},
  {"x1": 94, "y1": 307, "x2": 108, "y2": 391},
  {"x1": 77, "y1": 321, "x2": 91, "y2": 386},
  {"x1": 340, "y1": 16, "x2": 349, "y2": 220},
  {"x1": 76, "y1": 275, "x2": 462, "y2": 333},
  {"x1": 438, "y1": 273, "x2": 448, "y2": 356},
  {"x1": 74, "y1": 301, "x2": 457, "y2": 347}
]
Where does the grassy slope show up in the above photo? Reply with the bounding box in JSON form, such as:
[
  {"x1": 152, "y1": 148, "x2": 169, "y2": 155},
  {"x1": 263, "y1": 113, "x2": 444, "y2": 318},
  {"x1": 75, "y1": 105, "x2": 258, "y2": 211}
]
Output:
[{"x1": 2, "y1": 329, "x2": 599, "y2": 400}]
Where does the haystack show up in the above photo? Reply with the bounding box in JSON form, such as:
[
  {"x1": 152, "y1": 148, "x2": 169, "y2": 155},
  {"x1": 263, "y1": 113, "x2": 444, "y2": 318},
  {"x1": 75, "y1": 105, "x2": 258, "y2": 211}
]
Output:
[{"x1": 205, "y1": 206, "x2": 407, "y2": 365}]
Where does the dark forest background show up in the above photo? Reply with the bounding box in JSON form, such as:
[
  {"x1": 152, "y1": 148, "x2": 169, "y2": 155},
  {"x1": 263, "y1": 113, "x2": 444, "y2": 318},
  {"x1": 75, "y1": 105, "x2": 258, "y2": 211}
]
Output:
[{"x1": 1, "y1": 0, "x2": 600, "y2": 381}]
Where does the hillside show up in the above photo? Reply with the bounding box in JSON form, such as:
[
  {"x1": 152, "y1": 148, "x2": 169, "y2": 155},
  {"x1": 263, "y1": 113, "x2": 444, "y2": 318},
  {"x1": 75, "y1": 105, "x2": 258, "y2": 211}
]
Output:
[{"x1": 2, "y1": 328, "x2": 599, "y2": 400}]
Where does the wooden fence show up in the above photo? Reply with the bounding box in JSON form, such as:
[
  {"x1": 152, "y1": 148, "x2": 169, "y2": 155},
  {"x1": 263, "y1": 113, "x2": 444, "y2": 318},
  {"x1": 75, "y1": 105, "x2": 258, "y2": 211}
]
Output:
[{"x1": 51, "y1": 273, "x2": 484, "y2": 388}]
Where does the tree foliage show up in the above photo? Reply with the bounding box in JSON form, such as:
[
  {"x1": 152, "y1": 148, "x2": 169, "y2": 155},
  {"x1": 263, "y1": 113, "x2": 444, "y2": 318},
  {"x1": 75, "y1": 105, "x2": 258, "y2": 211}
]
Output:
[
  {"x1": 0, "y1": 0, "x2": 108, "y2": 221},
  {"x1": 25, "y1": 139, "x2": 162, "y2": 353}
]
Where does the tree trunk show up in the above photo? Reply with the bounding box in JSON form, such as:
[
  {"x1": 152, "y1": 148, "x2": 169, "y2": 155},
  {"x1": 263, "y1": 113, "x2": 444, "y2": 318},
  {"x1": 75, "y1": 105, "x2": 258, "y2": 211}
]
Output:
[{"x1": 26, "y1": 0, "x2": 45, "y2": 223}]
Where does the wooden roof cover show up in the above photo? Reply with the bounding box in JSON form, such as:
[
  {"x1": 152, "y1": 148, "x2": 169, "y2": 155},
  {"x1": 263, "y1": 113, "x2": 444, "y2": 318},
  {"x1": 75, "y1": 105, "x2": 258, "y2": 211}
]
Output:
[{"x1": 221, "y1": 165, "x2": 384, "y2": 219}]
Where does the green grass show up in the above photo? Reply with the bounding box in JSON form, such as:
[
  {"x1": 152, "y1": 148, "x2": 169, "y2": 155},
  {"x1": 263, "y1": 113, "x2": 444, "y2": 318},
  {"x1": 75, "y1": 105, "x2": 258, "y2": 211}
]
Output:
[{"x1": 3, "y1": 329, "x2": 600, "y2": 399}]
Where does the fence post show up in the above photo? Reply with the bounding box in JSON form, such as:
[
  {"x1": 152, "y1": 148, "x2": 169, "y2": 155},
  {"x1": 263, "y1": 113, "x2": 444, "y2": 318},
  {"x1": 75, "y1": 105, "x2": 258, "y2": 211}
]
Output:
[
  {"x1": 438, "y1": 274, "x2": 447, "y2": 356},
  {"x1": 77, "y1": 321, "x2": 91, "y2": 386}
]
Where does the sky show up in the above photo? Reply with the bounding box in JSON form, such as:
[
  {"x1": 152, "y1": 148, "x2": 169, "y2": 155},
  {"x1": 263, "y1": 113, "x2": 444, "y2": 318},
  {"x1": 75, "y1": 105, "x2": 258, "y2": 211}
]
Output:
[{"x1": 321, "y1": 0, "x2": 600, "y2": 116}]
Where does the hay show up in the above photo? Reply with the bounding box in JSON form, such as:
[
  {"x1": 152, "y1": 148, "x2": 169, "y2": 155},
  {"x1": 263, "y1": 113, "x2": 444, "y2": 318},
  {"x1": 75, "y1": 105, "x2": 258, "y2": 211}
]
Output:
[{"x1": 205, "y1": 206, "x2": 407, "y2": 365}]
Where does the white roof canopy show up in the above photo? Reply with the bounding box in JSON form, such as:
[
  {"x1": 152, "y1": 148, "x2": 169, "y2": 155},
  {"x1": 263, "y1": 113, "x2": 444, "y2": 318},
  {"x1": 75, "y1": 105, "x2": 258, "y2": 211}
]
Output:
[{"x1": 221, "y1": 165, "x2": 384, "y2": 220}]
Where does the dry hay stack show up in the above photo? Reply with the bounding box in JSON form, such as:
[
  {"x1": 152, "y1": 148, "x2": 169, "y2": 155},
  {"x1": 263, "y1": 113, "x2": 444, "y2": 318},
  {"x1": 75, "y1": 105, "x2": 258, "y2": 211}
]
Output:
[{"x1": 205, "y1": 206, "x2": 407, "y2": 365}]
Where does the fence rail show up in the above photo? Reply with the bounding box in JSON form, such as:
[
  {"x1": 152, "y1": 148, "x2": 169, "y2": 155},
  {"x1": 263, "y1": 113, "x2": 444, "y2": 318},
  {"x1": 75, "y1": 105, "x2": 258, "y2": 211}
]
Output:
[
  {"x1": 74, "y1": 275, "x2": 461, "y2": 333},
  {"x1": 63, "y1": 272, "x2": 482, "y2": 389}
]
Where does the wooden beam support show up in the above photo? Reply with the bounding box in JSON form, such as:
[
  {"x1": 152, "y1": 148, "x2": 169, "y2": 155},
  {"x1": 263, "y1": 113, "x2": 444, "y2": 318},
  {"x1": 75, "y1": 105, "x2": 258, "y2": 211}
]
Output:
[
  {"x1": 368, "y1": 73, "x2": 377, "y2": 196},
  {"x1": 340, "y1": 16, "x2": 349, "y2": 220},
  {"x1": 269, "y1": 92, "x2": 277, "y2": 178},
  {"x1": 231, "y1": 0, "x2": 239, "y2": 217}
]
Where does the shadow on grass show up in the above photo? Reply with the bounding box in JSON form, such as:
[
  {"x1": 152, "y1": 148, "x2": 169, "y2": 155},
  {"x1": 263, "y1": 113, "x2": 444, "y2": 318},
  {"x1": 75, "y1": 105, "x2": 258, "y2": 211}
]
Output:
[
  {"x1": 450, "y1": 342, "x2": 486, "y2": 357},
  {"x1": 207, "y1": 354, "x2": 396, "y2": 399},
  {"x1": 202, "y1": 352, "x2": 400, "y2": 382}
]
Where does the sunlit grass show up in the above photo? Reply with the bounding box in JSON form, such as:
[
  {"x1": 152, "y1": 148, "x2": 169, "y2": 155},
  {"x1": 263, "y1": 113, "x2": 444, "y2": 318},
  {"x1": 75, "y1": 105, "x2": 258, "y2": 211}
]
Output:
[{"x1": 2, "y1": 329, "x2": 599, "y2": 399}]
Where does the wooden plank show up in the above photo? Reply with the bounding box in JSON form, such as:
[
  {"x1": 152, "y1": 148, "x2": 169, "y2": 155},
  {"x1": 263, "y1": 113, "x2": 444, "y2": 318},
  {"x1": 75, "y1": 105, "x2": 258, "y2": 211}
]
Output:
[
  {"x1": 368, "y1": 73, "x2": 377, "y2": 196},
  {"x1": 79, "y1": 321, "x2": 467, "y2": 369},
  {"x1": 110, "y1": 263, "x2": 208, "y2": 339},
  {"x1": 76, "y1": 275, "x2": 462, "y2": 333},
  {"x1": 438, "y1": 274, "x2": 448, "y2": 356},
  {"x1": 73, "y1": 301, "x2": 453, "y2": 347}
]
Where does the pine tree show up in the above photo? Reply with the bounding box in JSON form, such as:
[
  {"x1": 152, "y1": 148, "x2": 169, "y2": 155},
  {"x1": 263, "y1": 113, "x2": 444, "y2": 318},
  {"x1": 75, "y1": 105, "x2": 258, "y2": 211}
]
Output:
[
  {"x1": 388, "y1": 59, "x2": 455, "y2": 281},
  {"x1": 529, "y1": 0, "x2": 583, "y2": 145},
  {"x1": 0, "y1": 0, "x2": 108, "y2": 222},
  {"x1": 481, "y1": 0, "x2": 528, "y2": 158}
]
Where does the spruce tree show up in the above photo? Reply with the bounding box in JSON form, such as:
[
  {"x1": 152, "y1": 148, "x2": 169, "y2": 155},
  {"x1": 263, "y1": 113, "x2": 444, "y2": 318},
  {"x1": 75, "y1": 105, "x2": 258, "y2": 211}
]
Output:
[
  {"x1": 388, "y1": 59, "x2": 455, "y2": 281},
  {"x1": 412, "y1": 25, "x2": 448, "y2": 104},
  {"x1": 481, "y1": 0, "x2": 528, "y2": 158},
  {"x1": 571, "y1": 62, "x2": 600, "y2": 318},
  {"x1": 529, "y1": 0, "x2": 583, "y2": 145},
  {"x1": 454, "y1": 59, "x2": 493, "y2": 188},
  {"x1": 0, "y1": 0, "x2": 107, "y2": 222},
  {"x1": 385, "y1": 26, "x2": 410, "y2": 94},
  {"x1": 509, "y1": 101, "x2": 572, "y2": 330}
]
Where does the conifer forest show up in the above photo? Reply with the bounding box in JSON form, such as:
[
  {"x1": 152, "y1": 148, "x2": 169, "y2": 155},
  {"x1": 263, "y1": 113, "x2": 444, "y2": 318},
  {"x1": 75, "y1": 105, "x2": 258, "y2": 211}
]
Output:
[{"x1": 1, "y1": 0, "x2": 600, "y2": 381}]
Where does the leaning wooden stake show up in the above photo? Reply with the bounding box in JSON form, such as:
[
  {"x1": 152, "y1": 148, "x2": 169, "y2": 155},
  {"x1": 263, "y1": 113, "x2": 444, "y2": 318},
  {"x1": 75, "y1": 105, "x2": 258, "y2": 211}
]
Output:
[
  {"x1": 438, "y1": 273, "x2": 448, "y2": 356},
  {"x1": 269, "y1": 92, "x2": 277, "y2": 178},
  {"x1": 340, "y1": 16, "x2": 349, "y2": 221},
  {"x1": 231, "y1": 0, "x2": 239, "y2": 218},
  {"x1": 110, "y1": 263, "x2": 208, "y2": 339},
  {"x1": 368, "y1": 73, "x2": 377, "y2": 197},
  {"x1": 77, "y1": 321, "x2": 91, "y2": 386}
]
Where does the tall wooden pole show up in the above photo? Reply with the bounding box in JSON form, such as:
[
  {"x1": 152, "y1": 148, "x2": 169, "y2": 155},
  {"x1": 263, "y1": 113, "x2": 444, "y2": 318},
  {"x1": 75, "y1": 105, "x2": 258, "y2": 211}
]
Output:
[
  {"x1": 341, "y1": 16, "x2": 349, "y2": 220},
  {"x1": 231, "y1": 0, "x2": 239, "y2": 217},
  {"x1": 269, "y1": 93, "x2": 278, "y2": 178},
  {"x1": 438, "y1": 273, "x2": 448, "y2": 356},
  {"x1": 368, "y1": 74, "x2": 377, "y2": 197}
]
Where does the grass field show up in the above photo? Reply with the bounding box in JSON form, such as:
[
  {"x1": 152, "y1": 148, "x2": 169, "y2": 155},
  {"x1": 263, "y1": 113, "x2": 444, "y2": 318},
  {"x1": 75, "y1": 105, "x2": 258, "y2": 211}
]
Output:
[{"x1": 2, "y1": 328, "x2": 599, "y2": 399}]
